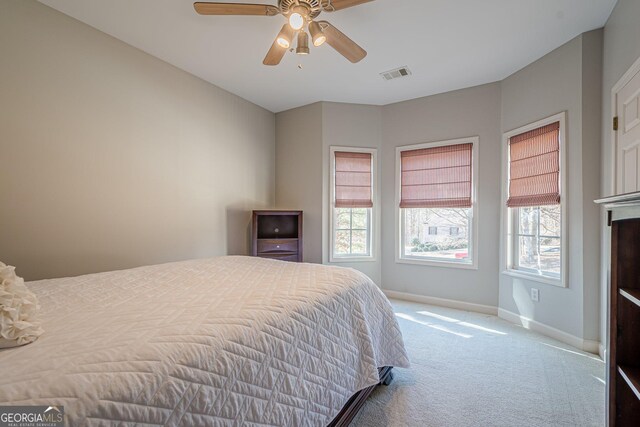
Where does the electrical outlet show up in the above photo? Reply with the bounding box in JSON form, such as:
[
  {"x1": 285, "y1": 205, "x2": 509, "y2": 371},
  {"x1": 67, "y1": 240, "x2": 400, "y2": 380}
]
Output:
[{"x1": 531, "y1": 288, "x2": 540, "y2": 302}]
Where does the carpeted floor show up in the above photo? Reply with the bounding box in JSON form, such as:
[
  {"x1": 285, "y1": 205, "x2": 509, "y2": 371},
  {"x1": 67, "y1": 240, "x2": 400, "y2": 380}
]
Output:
[{"x1": 353, "y1": 299, "x2": 605, "y2": 427}]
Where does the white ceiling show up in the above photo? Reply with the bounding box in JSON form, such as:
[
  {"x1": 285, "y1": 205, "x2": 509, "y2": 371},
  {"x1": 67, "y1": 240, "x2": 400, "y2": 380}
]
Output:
[{"x1": 38, "y1": 0, "x2": 616, "y2": 112}]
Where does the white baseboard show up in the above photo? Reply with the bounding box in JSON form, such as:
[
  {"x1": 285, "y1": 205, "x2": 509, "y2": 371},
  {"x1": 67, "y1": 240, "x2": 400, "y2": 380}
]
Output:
[
  {"x1": 384, "y1": 290, "x2": 602, "y2": 356},
  {"x1": 498, "y1": 308, "x2": 601, "y2": 355},
  {"x1": 383, "y1": 290, "x2": 498, "y2": 316},
  {"x1": 599, "y1": 343, "x2": 606, "y2": 361}
]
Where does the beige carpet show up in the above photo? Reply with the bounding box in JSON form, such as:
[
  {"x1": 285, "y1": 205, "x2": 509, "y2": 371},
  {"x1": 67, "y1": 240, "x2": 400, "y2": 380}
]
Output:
[{"x1": 353, "y1": 299, "x2": 605, "y2": 427}]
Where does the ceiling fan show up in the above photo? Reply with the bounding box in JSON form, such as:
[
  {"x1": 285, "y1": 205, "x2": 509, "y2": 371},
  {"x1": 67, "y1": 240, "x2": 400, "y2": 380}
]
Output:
[{"x1": 193, "y1": 0, "x2": 373, "y2": 66}]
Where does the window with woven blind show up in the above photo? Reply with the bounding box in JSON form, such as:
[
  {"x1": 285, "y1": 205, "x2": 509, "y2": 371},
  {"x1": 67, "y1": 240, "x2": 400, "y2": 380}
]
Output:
[
  {"x1": 397, "y1": 138, "x2": 478, "y2": 267},
  {"x1": 507, "y1": 122, "x2": 561, "y2": 208},
  {"x1": 503, "y1": 113, "x2": 566, "y2": 286},
  {"x1": 330, "y1": 148, "x2": 377, "y2": 261}
]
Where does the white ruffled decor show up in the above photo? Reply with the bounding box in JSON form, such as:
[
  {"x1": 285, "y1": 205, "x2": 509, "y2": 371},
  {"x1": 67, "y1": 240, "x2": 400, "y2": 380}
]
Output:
[{"x1": 0, "y1": 262, "x2": 44, "y2": 348}]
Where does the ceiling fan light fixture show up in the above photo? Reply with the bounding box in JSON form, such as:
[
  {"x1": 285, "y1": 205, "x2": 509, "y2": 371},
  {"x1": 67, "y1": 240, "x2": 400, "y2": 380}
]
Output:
[
  {"x1": 296, "y1": 31, "x2": 310, "y2": 55},
  {"x1": 276, "y1": 24, "x2": 294, "y2": 48},
  {"x1": 309, "y1": 21, "x2": 326, "y2": 46},
  {"x1": 288, "y1": 5, "x2": 306, "y2": 30},
  {"x1": 194, "y1": 0, "x2": 370, "y2": 66}
]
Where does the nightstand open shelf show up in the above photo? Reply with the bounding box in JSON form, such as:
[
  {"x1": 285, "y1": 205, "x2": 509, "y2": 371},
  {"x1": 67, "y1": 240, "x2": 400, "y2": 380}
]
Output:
[{"x1": 252, "y1": 211, "x2": 303, "y2": 262}]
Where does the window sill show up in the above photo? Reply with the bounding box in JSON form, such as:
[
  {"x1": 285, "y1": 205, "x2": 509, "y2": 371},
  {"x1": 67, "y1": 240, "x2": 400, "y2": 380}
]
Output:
[
  {"x1": 502, "y1": 269, "x2": 566, "y2": 288},
  {"x1": 330, "y1": 256, "x2": 376, "y2": 264},
  {"x1": 396, "y1": 257, "x2": 477, "y2": 270}
]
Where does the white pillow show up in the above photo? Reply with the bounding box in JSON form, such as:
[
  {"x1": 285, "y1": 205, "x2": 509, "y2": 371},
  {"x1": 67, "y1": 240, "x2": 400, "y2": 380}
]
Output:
[{"x1": 0, "y1": 262, "x2": 44, "y2": 348}]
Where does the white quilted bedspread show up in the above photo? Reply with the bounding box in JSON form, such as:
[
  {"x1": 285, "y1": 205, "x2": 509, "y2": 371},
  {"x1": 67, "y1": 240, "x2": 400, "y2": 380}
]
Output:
[{"x1": 0, "y1": 256, "x2": 409, "y2": 426}]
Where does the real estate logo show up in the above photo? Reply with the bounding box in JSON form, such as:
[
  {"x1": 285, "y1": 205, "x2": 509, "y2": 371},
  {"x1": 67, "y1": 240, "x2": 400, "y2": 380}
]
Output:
[{"x1": 0, "y1": 406, "x2": 64, "y2": 427}]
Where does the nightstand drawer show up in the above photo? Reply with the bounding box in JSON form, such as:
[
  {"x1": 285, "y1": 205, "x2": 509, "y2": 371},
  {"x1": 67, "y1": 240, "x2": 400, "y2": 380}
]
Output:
[
  {"x1": 257, "y1": 239, "x2": 298, "y2": 253},
  {"x1": 258, "y1": 253, "x2": 299, "y2": 262}
]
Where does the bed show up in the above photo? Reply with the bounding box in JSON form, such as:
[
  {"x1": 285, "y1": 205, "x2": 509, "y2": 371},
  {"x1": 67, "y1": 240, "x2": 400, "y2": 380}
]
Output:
[{"x1": 0, "y1": 256, "x2": 409, "y2": 426}]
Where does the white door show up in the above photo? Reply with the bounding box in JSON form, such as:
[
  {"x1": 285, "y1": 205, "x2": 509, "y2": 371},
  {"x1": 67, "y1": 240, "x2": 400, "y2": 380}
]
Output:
[{"x1": 616, "y1": 67, "x2": 640, "y2": 194}]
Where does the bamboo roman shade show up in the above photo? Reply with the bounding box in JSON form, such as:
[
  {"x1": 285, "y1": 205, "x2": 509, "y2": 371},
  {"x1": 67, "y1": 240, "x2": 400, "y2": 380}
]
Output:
[
  {"x1": 400, "y1": 143, "x2": 473, "y2": 209},
  {"x1": 507, "y1": 122, "x2": 560, "y2": 208},
  {"x1": 334, "y1": 151, "x2": 373, "y2": 208}
]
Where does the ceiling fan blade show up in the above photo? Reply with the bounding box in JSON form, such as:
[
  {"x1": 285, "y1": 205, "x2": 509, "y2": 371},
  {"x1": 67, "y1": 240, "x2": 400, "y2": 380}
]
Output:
[
  {"x1": 263, "y1": 32, "x2": 287, "y2": 66},
  {"x1": 322, "y1": 0, "x2": 374, "y2": 12},
  {"x1": 318, "y1": 21, "x2": 367, "y2": 63},
  {"x1": 194, "y1": 2, "x2": 279, "y2": 16}
]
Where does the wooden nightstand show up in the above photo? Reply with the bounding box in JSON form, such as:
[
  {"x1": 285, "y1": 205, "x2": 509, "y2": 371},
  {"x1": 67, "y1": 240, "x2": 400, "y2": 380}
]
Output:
[{"x1": 251, "y1": 211, "x2": 303, "y2": 262}]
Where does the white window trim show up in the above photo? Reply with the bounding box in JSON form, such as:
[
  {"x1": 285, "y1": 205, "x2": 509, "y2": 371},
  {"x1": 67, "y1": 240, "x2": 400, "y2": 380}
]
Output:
[
  {"x1": 329, "y1": 146, "x2": 378, "y2": 263},
  {"x1": 395, "y1": 136, "x2": 480, "y2": 270},
  {"x1": 500, "y1": 112, "x2": 568, "y2": 288}
]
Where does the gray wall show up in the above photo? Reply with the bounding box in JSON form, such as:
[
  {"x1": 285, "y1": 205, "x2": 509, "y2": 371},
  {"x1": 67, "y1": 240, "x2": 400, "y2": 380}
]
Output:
[
  {"x1": 600, "y1": 0, "x2": 640, "y2": 350},
  {"x1": 0, "y1": 0, "x2": 275, "y2": 280},
  {"x1": 499, "y1": 32, "x2": 602, "y2": 342},
  {"x1": 275, "y1": 102, "x2": 383, "y2": 284},
  {"x1": 275, "y1": 103, "x2": 324, "y2": 264},
  {"x1": 322, "y1": 103, "x2": 383, "y2": 285},
  {"x1": 275, "y1": 84, "x2": 502, "y2": 303},
  {"x1": 581, "y1": 30, "x2": 604, "y2": 344},
  {"x1": 381, "y1": 83, "x2": 502, "y2": 307},
  {"x1": 275, "y1": 87, "x2": 502, "y2": 301}
]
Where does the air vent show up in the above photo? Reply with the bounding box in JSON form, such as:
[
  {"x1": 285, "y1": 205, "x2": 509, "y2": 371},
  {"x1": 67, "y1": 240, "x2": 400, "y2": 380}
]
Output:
[{"x1": 380, "y1": 66, "x2": 412, "y2": 81}]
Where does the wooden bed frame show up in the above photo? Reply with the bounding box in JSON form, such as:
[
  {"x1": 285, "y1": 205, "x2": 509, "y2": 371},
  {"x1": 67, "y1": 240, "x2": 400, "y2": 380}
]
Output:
[{"x1": 328, "y1": 367, "x2": 394, "y2": 426}]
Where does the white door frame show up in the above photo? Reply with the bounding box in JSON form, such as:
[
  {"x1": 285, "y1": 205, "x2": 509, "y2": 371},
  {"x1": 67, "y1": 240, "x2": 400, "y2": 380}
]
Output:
[{"x1": 611, "y1": 55, "x2": 640, "y2": 195}]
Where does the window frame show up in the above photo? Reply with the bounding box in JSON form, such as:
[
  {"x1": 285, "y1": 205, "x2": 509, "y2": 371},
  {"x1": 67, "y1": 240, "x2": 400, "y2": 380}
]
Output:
[
  {"x1": 395, "y1": 137, "x2": 480, "y2": 269},
  {"x1": 501, "y1": 112, "x2": 568, "y2": 288},
  {"x1": 329, "y1": 146, "x2": 378, "y2": 263},
  {"x1": 333, "y1": 207, "x2": 372, "y2": 258},
  {"x1": 512, "y1": 206, "x2": 562, "y2": 278}
]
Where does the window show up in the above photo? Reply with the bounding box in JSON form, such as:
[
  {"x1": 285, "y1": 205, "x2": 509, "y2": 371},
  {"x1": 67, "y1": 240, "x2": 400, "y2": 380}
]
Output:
[
  {"x1": 396, "y1": 137, "x2": 479, "y2": 268},
  {"x1": 503, "y1": 113, "x2": 566, "y2": 286},
  {"x1": 334, "y1": 208, "x2": 370, "y2": 256},
  {"x1": 330, "y1": 147, "x2": 377, "y2": 261},
  {"x1": 514, "y1": 205, "x2": 561, "y2": 275}
]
